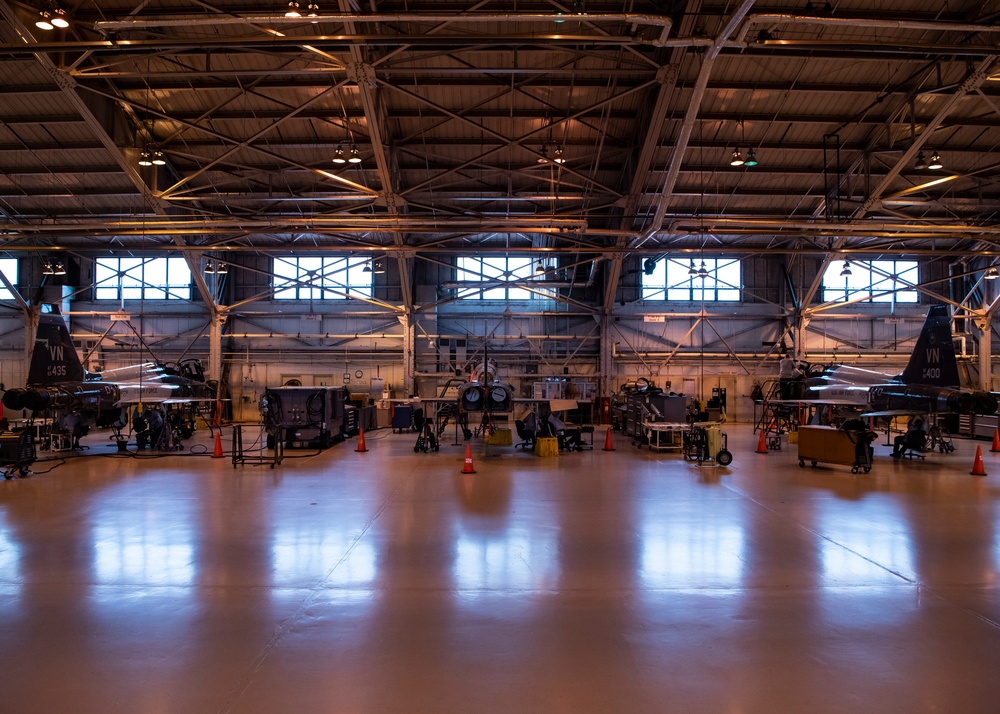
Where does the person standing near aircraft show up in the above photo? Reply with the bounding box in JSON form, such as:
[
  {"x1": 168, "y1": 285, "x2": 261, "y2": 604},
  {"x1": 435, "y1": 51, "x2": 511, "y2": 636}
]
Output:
[{"x1": 779, "y1": 352, "x2": 803, "y2": 400}]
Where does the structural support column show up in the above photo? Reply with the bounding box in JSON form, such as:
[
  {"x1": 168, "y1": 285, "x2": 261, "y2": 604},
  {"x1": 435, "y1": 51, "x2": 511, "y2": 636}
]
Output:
[
  {"x1": 976, "y1": 316, "x2": 992, "y2": 392},
  {"x1": 209, "y1": 313, "x2": 225, "y2": 384},
  {"x1": 399, "y1": 313, "x2": 414, "y2": 395},
  {"x1": 24, "y1": 306, "x2": 40, "y2": 383},
  {"x1": 599, "y1": 314, "x2": 614, "y2": 397}
]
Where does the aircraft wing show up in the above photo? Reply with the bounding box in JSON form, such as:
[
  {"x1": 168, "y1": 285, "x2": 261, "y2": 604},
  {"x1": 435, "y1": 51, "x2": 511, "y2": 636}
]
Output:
[
  {"x1": 115, "y1": 397, "x2": 223, "y2": 406},
  {"x1": 858, "y1": 410, "x2": 927, "y2": 419},
  {"x1": 766, "y1": 398, "x2": 861, "y2": 407}
]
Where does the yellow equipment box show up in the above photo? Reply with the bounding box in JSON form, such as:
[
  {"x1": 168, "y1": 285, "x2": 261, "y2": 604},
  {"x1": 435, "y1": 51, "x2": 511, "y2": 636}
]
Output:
[{"x1": 534, "y1": 437, "x2": 559, "y2": 457}]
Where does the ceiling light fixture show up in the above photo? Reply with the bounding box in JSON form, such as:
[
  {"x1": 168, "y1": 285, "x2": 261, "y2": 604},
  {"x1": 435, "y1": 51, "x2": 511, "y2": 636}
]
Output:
[
  {"x1": 986, "y1": 267, "x2": 999, "y2": 280},
  {"x1": 332, "y1": 146, "x2": 346, "y2": 164},
  {"x1": 42, "y1": 261, "x2": 54, "y2": 275},
  {"x1": 743, "y1": 148, "x2": 758, "y2": 167},
  {"x1": 553, "y1": 146, "x2": 566, "y2": 164},
  {"x1": 50, "y1": 7, "x2": 69, "y2": 28},
  {"x1": 537, "y1": 145, "x2": 549, "y2": 163},
  {"x1": 53, "y1": 260, "x2": 66, "y2": 276},
  {"x1": 348, "y1": 144, "x2": 362, "y2": 163},
  {"x1": 285, "y1": 1, "x2": 301, "y2": 17},
  {"x1": 927, "y1": 150, "x2": 943, "y2": 170},
  {"x1": 214, "y1": 261, "x2": 228, "y2": 275},
  {"x1": 840, "y1": 260, "x2": 852, "y2": 277},
  {"x1": 697, "y1": 261, "x2": 709, "y2": 277},
  {"x1": 372, "y1": 260, "x2": 386, "y2": 274},
  {"x1": 729, "y1": 148, "x2": 744, "y2": 166},
  {"x1": 151, "y1": 150, "x2": 166, "y2": 166},
  {"x1": 914, "y1": 151, "x2": 927, "y2": 170},
  {"x1": 688, "y1": 260, "x2": 698, "y2": 276},
  {"x1": 138, "y1": 150, "x2": 153, "y2": 167},
  {"x1": 306, "y1": 1, "x2": 319, "y2": 18},
  {"x1": 534, "y1": 262, "x2": 546, "y2": 275},
  {"x1": 35, "y1": 10, "x2": 54, "y2": 30},
  {"x1": 204, "y1": 261, "x2": 217, "y2": 274}
]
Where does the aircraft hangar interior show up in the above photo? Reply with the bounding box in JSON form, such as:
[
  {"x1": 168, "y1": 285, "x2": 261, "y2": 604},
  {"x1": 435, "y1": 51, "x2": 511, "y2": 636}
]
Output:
[{"x1": 1, "y1": 0, "x2": 1000, "y2": 711}]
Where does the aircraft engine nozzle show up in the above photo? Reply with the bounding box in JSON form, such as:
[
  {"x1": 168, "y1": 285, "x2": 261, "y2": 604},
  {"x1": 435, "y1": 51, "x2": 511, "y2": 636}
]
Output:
[
  {"x1": 2, "y1": 388, "x2": 28, "y2": 411},
  {"x1": 945, "y1": 392, "x2": 975, "y2": 415},
  {"x1": 972, "y1": 392, "x2": 999, "y2": 415},
  {"x1": 22, "y1": 388, "x2": 77, "y2": 412}
]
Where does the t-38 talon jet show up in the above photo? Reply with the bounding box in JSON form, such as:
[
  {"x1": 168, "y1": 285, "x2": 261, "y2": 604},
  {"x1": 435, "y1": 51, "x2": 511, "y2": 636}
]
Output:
[
  {"x1": 2, "y1": 311, "x2": 217, "y2": 442},
  {"x1": 775, "y1": 305, "x2": 997, "y2": 418}
]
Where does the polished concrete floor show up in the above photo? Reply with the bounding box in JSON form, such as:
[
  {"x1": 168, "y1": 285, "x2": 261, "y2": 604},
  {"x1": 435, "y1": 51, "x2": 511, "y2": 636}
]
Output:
[{"x1": 1, "y1": 423, "x2": 999, "y2": 713}]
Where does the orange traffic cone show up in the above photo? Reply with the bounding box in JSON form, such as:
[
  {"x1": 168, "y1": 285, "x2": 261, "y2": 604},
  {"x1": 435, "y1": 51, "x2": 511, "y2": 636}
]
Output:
[
  {"x1": 355, "y1": 428, "x2": 368, "y2": 453},
  {"x1": 970, "y1": 445, "x2": 987, "y2": 476},
  {"x1": 212, "y1": 430, "x2": 223, "y2": 458},
  {"x1": 461, "y1": 442, "x2": 477, "y2": 474},
  {"x1": 990, "y1": 429, "x2": 1000, "y2": 453},
  {"x1": 756, "y1": 427, "x2": 768, "y2": 454},
  {"x1": 602, "y1": 428, "x2": 616, "y2": 451}
]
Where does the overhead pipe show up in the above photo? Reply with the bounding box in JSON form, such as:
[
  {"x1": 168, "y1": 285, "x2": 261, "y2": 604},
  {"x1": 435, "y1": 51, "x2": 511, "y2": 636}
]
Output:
[{"x1": 734, "y1": 14, "x2": 1000, "y2": 46}]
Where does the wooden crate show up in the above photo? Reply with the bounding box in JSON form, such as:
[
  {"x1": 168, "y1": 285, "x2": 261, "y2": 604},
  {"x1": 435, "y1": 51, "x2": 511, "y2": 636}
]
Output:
[{"x1": 797, "y1": 425, "x2": 859, "y2": 468}]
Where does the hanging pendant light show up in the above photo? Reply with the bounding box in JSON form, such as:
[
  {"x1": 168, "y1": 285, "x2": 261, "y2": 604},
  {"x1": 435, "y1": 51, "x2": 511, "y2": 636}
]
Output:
[
  {"x1": 537, "y1": 145, "x2": 549, "y2": 164},
  {"x1": 35, "y1": 10, "x2": 54, "y2": 30},
  {"x1": 688, "y1": 260, "x2": 698, "y2": 276},
  {"x1": 553, "y1": 146, "x2": 566, "y2": 164},
  {"x1": 348, "y1": 144, "x2": 362, "y2": 163},
  {"x1": 285, "y1": 1, "x2": 301, "y2": 17},
  {"x1": 729, "y1": 148, "x2": 744, "y2": 166},
  {"x1": 53, "y1": 261, "x2": 66, "y2": 276},
  {"x1": 697, "y1": 261, "x2": 709, "y2": 277},
  {"x1": 927, "y1": 151, "x2": 943, "y2": 170},
  {"x1": 332, "y1": 146, "x2": 346, "y2": 164},
  {"x1": 743, "y1": 148, "x2": 758, "y2": 167},
  {"x1": 840, "y1": 261, "x2": 852, "y2": 277},
  {"x1": 138, "y1": 150, "x2": 153, "y2": 167},
  {"x1": 51, "y1": 7, "x2": 69, "y2": 28},
  {"x1": 914, "y1": 151, "x2": 927, "y2": 170},
  {"x1": 151, "y1": 150, "x2": 166, "y2": 166}
]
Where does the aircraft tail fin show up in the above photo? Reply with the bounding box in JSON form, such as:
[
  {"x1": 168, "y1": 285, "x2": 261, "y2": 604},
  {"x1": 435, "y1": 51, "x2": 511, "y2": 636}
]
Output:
[
  {"x1": 28, "y1": 313, "x2": 86, "y2": 385},
  {"x1": 899, "y1": 305, "x2": 960, "y2": 387}
]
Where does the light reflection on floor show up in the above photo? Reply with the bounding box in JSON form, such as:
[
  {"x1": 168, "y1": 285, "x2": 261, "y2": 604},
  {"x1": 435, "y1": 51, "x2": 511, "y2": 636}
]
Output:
[{"x1": 0, "y1": 423, "x2": 998, "y2": 713}]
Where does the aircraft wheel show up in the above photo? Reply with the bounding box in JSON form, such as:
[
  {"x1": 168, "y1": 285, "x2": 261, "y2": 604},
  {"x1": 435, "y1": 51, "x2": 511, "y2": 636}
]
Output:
[
  {"x1": 863, "y1": 466, "x2": 872, "y2": 474},
  {"x1": 851, "y1": 466, "x2": 859, "y2": 474},
  {"x1": 716, "y1": 450, "x2": 733, "y2": 466}
]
